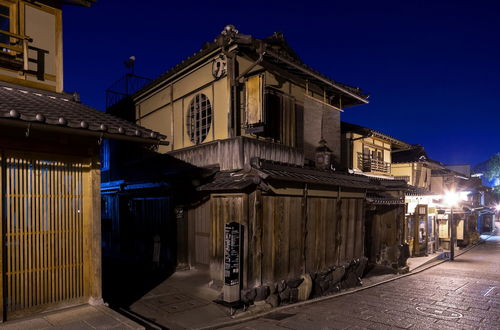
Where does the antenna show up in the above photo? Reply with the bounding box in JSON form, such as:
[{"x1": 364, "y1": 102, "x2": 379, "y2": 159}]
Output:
[{"x1": 124, "y1": 56, "x2": 136, "y2": 74}]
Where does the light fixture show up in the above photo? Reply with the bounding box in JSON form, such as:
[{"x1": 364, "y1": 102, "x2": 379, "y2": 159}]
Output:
[
  {"x1": 495, "y1": 204, "x2": 500, "y2": 212},
  {"x1": 443, "y1": 190, "x2": 460, "y2": 207}
]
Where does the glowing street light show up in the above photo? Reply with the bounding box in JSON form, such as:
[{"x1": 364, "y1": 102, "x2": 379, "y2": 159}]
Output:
[
  {"x1": 444, "y1": 190, "x2": 460, "y2": 261},
  {"x1": 495, "y1": 204, "x2": 500, "y2": 212}
]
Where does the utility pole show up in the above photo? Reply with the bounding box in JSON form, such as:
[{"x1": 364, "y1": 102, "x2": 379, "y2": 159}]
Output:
[{"x1": 449, "y1": 205, "x2": 455, "y2": 261}]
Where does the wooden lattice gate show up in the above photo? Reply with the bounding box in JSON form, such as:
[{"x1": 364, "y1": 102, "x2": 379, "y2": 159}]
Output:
[{"x1": 1, "y1": 152, "x2": 90, "y2": 319}]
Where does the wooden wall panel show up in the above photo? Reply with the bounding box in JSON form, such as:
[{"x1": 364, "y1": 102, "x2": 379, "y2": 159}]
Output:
[
  {"x1": 209, "y1": 193, "x2": 365, "y2": 286},
  {"x1": 261, "y1": 196, "x2": 303, "y2": 284},
  {"x1": 209, "y1": 195, "x2": 245, "y2": 283}
]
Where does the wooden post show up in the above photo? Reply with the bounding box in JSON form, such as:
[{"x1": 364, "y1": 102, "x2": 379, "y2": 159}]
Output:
[
  {"x1": 301, "y1": 185, "x2": 308, "y2": 274},
  {"x1": 83, "y1": 155, "x2": 102, "y2": 305},
  {"x1": 0, "y1": 152, "x2": 4, "y2": 321}
]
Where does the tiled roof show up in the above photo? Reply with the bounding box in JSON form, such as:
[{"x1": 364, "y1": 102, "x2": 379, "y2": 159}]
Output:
[
  {"x1": 341, "y1": 121, "x2": 411, "y2": 149},
  {"x1": 197, "y1": 171, "x2": 257, "y2": 191},
  {"x1": 0, "y1": 82, "x2": 165, "y2": 142},
  {"x1": 258, "y1": 162, "x2": 381, "y2": 189},
  {"x1": 366, "y1": 192, "x2": 405, "y2": 205},
  {"x1": 368, "y1": 177, "x2": 409, "y2": 190},
  {"x1": 392, "y1": 145, "x2": 432, "y2": 163},
  {"x1": 135, "y1": 27, "x2": 368, "y2": 104},
  {"x1": 405, "y1": 186, "x2": 435, "y2": 196}
]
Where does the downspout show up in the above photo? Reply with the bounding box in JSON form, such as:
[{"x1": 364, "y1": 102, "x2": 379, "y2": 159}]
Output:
[
  {"x1": 226, "y1": 50, "x2": 239, "y2": 138},
  {"x1": 336, "y1": 186, "x2": 342, "y2": 264},
  {"x1": 302, "y1": 183, "x2": 308, "y2": 274}
]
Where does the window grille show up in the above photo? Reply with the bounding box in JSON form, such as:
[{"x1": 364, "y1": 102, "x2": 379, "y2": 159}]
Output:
[{"x1": 187, "y1": 93, "x2": 212, "y2": 144}]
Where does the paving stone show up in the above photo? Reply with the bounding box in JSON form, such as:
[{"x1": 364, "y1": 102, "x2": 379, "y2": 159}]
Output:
[
  {"x1": 44, "y1": 306, "x2": 97, "y2": 325},
  {"x1": 84, "y1": 314, "x2": 125, "y2": 329},
  {"x1": 0, "y1": 318, "x2": 53, "y2": 330},
  {"x1": 52, "y1": 321, "x2": 93, "y2": 330}
]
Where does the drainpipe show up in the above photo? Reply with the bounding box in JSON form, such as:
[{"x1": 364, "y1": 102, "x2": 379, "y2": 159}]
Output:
[
  {"x1": 302, "y1": 183, "x2": 308, "y2": 274},
  {"x1": 225, "y1": 50, "x2": 238, "y2": 138}
]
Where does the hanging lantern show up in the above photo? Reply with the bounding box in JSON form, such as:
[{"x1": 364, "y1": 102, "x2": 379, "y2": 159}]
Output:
[{"x1": 315, "y1": 138, "x2": 333, "y2": 170}]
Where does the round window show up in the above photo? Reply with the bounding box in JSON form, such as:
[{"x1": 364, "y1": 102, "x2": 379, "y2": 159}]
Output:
[{"x1": 187, "y1": 93, "x2": 212, "y2": 144}]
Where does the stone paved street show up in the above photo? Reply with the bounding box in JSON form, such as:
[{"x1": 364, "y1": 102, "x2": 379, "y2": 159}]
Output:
[{"x1": 222, "y1": 235, "x2": 500, "y2": 330}]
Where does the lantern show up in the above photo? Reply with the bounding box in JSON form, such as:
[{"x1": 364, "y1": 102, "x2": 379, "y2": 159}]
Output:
[{"x1": 315, "y1": 138, "x2": 333, "y2": 170}]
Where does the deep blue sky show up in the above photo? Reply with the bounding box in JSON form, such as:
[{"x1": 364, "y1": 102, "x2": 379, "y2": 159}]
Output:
[{"x1": 63, "y1": 0, "x2": 500, "y2": 166}]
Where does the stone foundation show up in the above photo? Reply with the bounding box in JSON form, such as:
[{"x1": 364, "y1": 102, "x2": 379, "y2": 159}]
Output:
[{"x1": 238, "y1": 257, "x2": 368, "y2": 308}]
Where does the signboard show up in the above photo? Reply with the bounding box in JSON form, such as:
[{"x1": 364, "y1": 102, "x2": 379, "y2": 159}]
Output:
[
  {"x1": 457, "y1": 219, "x2": 464, "y2": 240},
  {"x1": 224, "y1": 222, "x2": 241, "y2": 286},
  {"x1": 438, "y1": 219, "x2": 448, "y2": 239}
]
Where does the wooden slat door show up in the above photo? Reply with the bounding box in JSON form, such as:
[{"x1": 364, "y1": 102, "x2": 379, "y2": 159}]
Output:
[
  {"x1": 126, "y1": 197, "x2": 172, "y2": 267},
  {"x1": 1, "y1": 152, "x2": 87, "y2": 319},
  {"x1": 193, "y1": 201, "x2": 210, "y2": 266}
]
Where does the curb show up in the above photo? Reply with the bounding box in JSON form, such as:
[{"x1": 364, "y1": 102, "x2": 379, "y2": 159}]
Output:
[{"x1": 198, "y1": 236, "x2": 492, "y2": 330}]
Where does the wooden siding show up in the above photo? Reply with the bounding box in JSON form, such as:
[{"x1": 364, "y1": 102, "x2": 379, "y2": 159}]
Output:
[
  {"x1": 2, "y1": 151, "x2": 90, "y2": 319},
  {"x1": 201, "y1": 193, "x2": 365, "y2": 288},
  {"x1": 253, "y1": 195, "x2": 364, "y2": 286},
  {"x1": 169, "y1": 136, "x2": 304, "y2": 170},
  {"x1": 209, "y1": 195, "x2": 247, "y2": 284},
  {"x1": 191, "y1": 200, "x2": 210, "y2": 266}
]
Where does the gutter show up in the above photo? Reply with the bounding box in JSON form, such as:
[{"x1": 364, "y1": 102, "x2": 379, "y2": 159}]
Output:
[{"x1": 0, "y1": 118, "x2": 170, "y2": 145}]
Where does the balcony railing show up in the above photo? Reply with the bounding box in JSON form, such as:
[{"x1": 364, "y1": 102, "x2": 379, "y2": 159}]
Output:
[
  {"x1": 357, "y1": 152, "x2": 391, "y2": 173},
  {"x1": 106, "y1": 73, "x2": 152, "y2": 109},
  {"x1": 0, "y1": 30, "x2": 48, "y2": 80}
]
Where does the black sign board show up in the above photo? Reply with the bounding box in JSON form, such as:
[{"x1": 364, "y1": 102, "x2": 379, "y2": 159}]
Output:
[{"x1": 224, "y1": 222, "x2": 240, "y2": 286}]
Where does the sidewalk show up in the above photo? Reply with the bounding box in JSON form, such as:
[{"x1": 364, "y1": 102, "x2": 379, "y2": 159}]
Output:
[
  {"x1": 118, "y1": 236, "x2": 490, "y2": 330},
  {"x1": 0, "y1": 304, "x2": 144, "y2": 330}
]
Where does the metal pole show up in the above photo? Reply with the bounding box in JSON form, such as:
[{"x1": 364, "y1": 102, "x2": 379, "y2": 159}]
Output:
[{"x1": 450, "y1": 206, "x2": 455, "y2": 261}]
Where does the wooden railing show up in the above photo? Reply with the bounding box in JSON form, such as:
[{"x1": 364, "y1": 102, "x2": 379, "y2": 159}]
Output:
[
  {"x1": 169, "y1": 137, "x2": 304, "y2": 170},
  {"x1": 0, "y1": 30, "x2": 48, "y2": 80},
  {"x1": 357, "y1": 152, "x2": 391, "y2": 173}
]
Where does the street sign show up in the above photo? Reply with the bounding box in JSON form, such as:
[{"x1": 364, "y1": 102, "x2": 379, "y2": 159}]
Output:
[{"x1": 224, "y1": 222, "x2": 241, "y2": 286}]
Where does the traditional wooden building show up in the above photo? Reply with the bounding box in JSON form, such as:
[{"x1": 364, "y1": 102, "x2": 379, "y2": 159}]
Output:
[
  {"x1": 340, "y1": 122, "x2": 409, "y2": 268},
  {"x1": 106, "y1": 25, "x2": 406, "y2": 305},
  {"x1": 429, "y1": 165, "x2": 481, "y2": 250},
  {"x1": 391, "y1": 145, "x2": 440, "y2": 256},
  {"x1": 0, "y1": 0, "x2": 165, "y2": 321}
]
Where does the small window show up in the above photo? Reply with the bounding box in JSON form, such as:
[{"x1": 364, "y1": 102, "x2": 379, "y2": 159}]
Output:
[
  {"x1": 187, "y1": 93, "x2": 212, "y2": 144},
  {"x1": 0, "y1": 4, "x2": 10, "y2": 45}
]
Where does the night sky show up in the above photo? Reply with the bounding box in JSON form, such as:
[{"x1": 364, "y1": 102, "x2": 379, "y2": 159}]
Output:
[{"x1": 63, "y1": 0, "x2": 500, "y2": 167}]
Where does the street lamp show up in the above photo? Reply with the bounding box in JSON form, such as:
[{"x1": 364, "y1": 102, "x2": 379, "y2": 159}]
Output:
[{"x1": 444, "y1": 190, "x2": 460, "y2": 261}]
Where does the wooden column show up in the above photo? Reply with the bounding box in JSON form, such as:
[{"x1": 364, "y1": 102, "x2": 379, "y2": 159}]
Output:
[
  {"x1": 83, "y1": 155, "x2": 102, "y2": 305},
  {"x1": 0, "y1": 152, "x2": 4, "y2": 321}
]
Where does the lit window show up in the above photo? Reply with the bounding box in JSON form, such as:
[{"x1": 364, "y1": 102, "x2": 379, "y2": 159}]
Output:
[{"x1": 187, "y1": 93, "x2": 212, "y2": 144}]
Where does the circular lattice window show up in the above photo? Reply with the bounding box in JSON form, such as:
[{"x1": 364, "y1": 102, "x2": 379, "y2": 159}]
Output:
[{"x1": 187, "y1": 93, "x2": 212, "y2": 144}]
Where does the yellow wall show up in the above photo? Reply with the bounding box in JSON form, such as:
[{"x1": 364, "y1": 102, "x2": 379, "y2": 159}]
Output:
[
  {"x1": 135, "y1": 50, "x2": 333, "y2": 153},
  {"x1": 349, "y1": 134, "x2": 392, "y2": 174},
  {"x1": 135, "y1": 53, "x2": 230, "y2": 152},
  {"x1": 392, "y1": 162, "x2": 432, "y2": 189},
  {"x1": 391, "y1": 163, "x2": 413, "y2": 182},
  {"x1": 0, "y1": 1, "x2": 62, "y2": 92}
]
